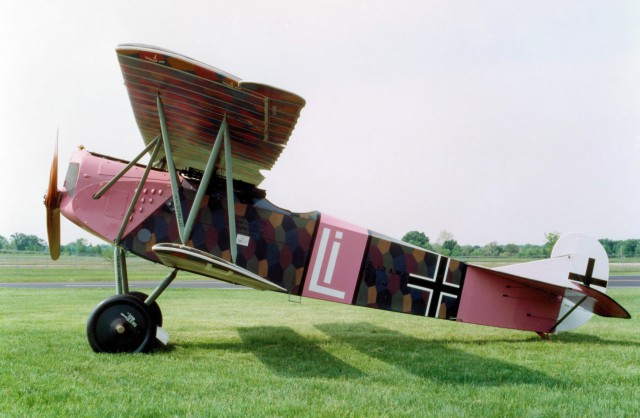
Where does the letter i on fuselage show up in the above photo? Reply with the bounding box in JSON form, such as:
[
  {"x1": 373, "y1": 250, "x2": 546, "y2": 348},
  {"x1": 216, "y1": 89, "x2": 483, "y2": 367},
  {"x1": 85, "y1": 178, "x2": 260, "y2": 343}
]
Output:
[{"x1": 308, "y1": 228, "x2": 346, "y2": 299}]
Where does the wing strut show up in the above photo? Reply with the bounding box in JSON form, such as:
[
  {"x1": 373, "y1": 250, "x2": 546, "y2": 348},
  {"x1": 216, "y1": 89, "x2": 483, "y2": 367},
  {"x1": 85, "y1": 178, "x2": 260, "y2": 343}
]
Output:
[
  {"x1": 222, "y1": 119, "x2": 237, "y2": 263},
  {"x1": 156, "y1": 95, "x2": 237, "y2": 263},
  {"x1": 157, "y1": 96, "x2": 186, "y2": 243},
  {"x1": 263, "y1": 97, "x2": 270, "y2": 142},
  {"x1": 90, "y1": 96, "x2": 240, "y2": 302},
  {"x1": 92, "y1": 135, "x2": 161, "y2": 200},
  {"x1": 114, "y1": 138, "x2": 163, "y2": 246},
  {"x1": 90, "y1": 135, "x2": 163, "y2": 295}
]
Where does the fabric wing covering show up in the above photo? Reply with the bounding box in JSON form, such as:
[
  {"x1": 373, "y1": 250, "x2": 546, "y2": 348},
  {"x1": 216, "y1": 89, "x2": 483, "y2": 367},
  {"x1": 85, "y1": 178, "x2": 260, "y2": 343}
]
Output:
[{"x1": 116, "y1": 44, "x2": 306, "y2": 185}]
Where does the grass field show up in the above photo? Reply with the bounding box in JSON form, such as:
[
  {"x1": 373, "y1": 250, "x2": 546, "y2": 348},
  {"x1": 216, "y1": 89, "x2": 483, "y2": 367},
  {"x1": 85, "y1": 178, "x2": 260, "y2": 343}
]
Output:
[
  {"x1": 0, "y1": 253, "x2": 203, "y2": 283},
  {"x1": 1, "y1": 253, "x2": 639, "y2": 284},
  {"x1": 1, "y1": 287, "x2": 638, "y2": 417}
]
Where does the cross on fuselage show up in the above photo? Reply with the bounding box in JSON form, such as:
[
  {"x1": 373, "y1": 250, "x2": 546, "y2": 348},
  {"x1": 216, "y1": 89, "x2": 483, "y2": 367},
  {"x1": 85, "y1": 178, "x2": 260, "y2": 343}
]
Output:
[{"x1": 408, "y1": 256, "x2": 464, "y2": 318}]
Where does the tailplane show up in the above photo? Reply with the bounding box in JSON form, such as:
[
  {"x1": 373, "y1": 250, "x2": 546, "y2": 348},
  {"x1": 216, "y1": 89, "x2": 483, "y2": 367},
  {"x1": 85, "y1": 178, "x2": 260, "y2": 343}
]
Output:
[{"x1": 493, "y1": 233, "x2": 628, "y2": 333}]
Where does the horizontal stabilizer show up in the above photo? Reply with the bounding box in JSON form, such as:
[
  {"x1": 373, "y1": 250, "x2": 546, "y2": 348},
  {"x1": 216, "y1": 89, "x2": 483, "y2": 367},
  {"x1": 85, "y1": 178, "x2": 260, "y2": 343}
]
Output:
[
  {"x1": 470, "y1": 264, "x2": 566, "y2": 295},
  {"x1": 572, "y1": 282, "x2": 631, "y2": 319},
  {"x1": 470, "y1": 264, "x2": 630, "y2": 320},
  {"x1": 492, "y1": 256, "x2": 572, "y2": 287},
  {"x1": 152, "y1": 243, "x2": 286, "y2": 292}
]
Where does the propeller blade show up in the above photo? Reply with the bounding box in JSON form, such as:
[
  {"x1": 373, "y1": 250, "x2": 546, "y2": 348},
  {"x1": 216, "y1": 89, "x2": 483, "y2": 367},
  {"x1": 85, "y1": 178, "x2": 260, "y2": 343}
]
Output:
[
  {"x1": 46, "y1": 207, "x2": 61, "y2": 260},
  {"x1": 44, "y1": 133, "x2": 61, "y2": 260}
]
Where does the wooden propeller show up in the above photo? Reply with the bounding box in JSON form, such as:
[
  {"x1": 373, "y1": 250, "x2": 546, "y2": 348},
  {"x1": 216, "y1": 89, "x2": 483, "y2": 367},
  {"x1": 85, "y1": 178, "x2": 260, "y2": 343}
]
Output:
[{"x1": 44, "y1": 134, "x2": 61, "y2": 260}]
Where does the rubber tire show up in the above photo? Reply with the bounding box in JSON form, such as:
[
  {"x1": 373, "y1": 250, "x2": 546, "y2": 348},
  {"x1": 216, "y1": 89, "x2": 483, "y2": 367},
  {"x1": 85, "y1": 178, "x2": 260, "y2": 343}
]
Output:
[
  {"x1": 87, "y1": 295, "x2": 156, "y2": 353},
  {"x1": 127, "y1": 291, "x2": 163, "y2": 327}
]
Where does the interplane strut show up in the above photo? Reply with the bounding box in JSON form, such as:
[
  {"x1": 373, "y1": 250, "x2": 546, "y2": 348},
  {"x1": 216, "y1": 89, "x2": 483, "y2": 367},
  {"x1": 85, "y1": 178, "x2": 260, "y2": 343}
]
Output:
[{"x1": 92, "y1": 95, "x2": 239, "y2": 302}]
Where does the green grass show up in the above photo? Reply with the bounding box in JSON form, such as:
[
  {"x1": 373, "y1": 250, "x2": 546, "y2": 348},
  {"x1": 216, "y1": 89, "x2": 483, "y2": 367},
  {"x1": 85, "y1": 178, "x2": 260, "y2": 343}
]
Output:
[
  {"x1": 1, "y1": 288, "x2": 639, "y2": 416},
  {"x1": 0, "y1": 253, "x2": 203, "y2": 283},
  {"x1": 610, "y1": 262, "x2": 640, "y2": 276},
  {"x1": 2, "y1": 254, "x2": 639, "y2": 283}
]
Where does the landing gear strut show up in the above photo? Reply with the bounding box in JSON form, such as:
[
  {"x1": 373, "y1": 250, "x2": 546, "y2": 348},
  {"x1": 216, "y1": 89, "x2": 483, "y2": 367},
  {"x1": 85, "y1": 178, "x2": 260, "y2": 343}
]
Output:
[
  {"x1": 128, "y1": 291, "x2": 163, "y2": 326},
  {"x1": 85, "y1": 103, "x2": 236, "y2": 354}
]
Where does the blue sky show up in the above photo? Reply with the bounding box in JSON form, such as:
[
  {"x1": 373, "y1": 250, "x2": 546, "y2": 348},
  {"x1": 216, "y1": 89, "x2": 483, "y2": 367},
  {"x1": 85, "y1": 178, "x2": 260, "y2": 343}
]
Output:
[{"x1": 1, "y1": 0, "x2": 638, "y2": 246}]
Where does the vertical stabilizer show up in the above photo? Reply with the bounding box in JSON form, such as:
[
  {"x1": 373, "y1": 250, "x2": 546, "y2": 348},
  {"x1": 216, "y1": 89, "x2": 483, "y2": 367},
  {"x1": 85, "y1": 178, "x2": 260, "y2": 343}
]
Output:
[{"x1": 494, "y1": 233, "x2": 611, "y2": 332}]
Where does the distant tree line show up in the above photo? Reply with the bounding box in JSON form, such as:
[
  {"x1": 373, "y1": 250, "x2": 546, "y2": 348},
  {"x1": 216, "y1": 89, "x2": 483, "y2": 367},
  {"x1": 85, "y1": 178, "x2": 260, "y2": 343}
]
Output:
[
  {"x1": 1, "y1": 231, "x2": 637, "y2": 260},
  {"x1": 402, "y1": 231, "x2": 640, "y2": 259},
  {"x1": 0, "y1": 233, "x2": 114, "y2": 259}
]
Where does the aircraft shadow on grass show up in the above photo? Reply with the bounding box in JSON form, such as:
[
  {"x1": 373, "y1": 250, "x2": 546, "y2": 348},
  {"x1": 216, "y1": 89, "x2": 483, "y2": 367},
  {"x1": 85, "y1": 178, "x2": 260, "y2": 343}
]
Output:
[
  {"x1": 179, "y1": 323, "x2": 562, "y2": 386},
  {"x1": 239, "y1": 326, "x2": 368, "y2": 378},
  {"x1": 314, "y1": 322, "x2": 560, "y2": 387},
  {"x1": 179, "y1": 326, "x2": 365, "y2": 379}
]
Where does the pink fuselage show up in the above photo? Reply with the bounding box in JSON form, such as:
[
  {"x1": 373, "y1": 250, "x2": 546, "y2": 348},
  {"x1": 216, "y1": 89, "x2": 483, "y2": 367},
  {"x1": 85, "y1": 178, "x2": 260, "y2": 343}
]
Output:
[{"x1": 61, "y1": 150, "x2": 573, "y2": 334}]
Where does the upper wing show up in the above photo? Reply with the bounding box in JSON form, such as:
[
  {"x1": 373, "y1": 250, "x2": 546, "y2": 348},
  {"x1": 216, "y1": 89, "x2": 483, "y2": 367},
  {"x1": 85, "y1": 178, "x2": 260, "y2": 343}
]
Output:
[{"x1": 116, "y1": 44, "x2": 306, "y2": 185}]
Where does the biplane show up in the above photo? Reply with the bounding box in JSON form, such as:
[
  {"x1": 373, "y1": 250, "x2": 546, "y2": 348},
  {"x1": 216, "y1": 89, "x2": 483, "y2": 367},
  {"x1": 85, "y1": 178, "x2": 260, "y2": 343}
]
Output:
[{"x1": 44, "y1": 44, "x2": 630, "y2": 353}]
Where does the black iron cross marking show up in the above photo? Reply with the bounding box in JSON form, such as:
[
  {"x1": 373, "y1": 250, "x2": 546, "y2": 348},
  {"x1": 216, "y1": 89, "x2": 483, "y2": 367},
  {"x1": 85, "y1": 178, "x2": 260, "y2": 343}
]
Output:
[
  {"x1": 568, "y1": 258, "x2": 607, "y2": 288},
  {"x1": 408, "y1": 256, "x2": 464, "y2": 318}
]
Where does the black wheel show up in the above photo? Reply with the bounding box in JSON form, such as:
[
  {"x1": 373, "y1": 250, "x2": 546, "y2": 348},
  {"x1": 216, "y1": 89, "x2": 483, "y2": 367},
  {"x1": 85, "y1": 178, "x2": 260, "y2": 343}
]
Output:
[
  {"x1": 127, "y1": 291, "x2": 163, "y2": 326},
  {"x1": 87, "y1": 295, "x2": 156, "y2": 353}
]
